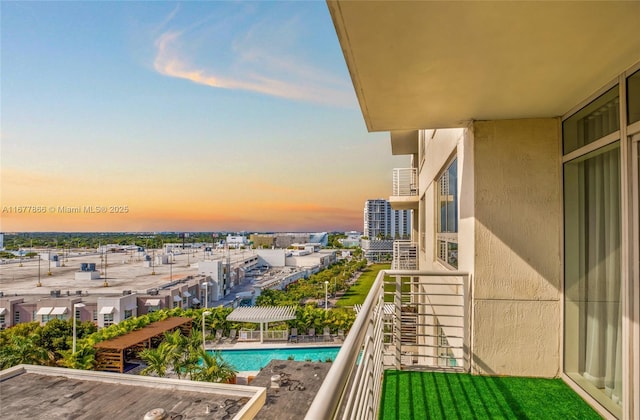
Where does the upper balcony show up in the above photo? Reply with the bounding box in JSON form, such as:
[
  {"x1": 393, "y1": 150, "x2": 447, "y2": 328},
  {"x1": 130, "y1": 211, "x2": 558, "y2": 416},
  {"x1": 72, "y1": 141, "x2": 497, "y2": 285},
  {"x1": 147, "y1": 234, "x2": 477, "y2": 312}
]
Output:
[
  {"x1": 391, "y1": 240, "x2": 418, "y2": 270},
  {"x1": 390, "y1": 168, "x2": 418, "y2": 210}
]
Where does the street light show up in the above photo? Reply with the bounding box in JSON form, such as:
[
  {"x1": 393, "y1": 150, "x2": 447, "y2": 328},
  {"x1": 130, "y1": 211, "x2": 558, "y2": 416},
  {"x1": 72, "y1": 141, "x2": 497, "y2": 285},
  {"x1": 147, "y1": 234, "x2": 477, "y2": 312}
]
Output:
[
  {"x1": 324, "y1": 281, "x2": 329, "y2": 310},
  {"x1": 202, "y1": 311, "x2": 211, "y2": 351},
  {"x1": 72, "y1": 302, "x2": 86, "y2": 354},
  {"x1": 36, "y1": 255, "x2": 42, "y2": 287},
  {"x1": 169, "y1": 252, "x2": 173, "y2": 281}
]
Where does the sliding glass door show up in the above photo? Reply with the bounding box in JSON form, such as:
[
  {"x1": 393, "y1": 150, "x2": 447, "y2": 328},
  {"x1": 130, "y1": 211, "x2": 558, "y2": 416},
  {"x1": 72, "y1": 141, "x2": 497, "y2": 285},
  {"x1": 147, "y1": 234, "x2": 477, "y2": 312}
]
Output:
[
  {"x1": 564, "y1": 65, "x2": 640, "y2": 419},
  {"x1": 564, "y1": 142, "x2": 622, "y2": 417}
]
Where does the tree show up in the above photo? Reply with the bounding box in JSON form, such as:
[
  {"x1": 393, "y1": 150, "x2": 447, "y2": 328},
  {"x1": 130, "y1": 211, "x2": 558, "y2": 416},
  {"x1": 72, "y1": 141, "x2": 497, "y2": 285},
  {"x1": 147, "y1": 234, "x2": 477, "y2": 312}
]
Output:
[
  {"x1": 0, "y1": 334, "x2": 54, "y2": 369},
  {"x1": 161, "y1": 329, "x2": 189, "y2": 378},
  {"x1": 139, "y1": 344, "x2": 171, "y2": 377},
  {"x1": 40, "y1": 318, "x2": 73, "y2": 352},
  {"x1": 193, "y1": 349, "x2": 237, "y2": 383},
  {"x1": 58, "y1": 341, "x2": 96, "y2": 370}
]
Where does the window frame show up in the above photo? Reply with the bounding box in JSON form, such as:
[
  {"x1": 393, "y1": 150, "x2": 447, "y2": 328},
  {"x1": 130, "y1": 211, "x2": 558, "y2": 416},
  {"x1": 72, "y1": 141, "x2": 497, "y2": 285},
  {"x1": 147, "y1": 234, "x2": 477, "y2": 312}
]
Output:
[{"x1": 435, "y1": 155, "x2": 458, "y2": 269}]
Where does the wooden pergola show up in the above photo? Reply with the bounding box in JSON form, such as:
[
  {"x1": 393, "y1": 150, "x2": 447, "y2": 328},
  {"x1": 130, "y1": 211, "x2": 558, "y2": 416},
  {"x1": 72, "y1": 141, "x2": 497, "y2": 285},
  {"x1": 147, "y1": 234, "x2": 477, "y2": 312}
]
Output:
[{"x1": 94, "y1": 317, "x2": 192, "y2": 373}]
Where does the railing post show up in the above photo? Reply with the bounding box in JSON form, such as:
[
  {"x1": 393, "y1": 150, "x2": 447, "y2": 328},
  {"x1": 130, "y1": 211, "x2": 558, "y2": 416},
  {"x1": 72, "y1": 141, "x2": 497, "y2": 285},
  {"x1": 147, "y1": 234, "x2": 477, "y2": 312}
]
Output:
[{"x1": 395, "y1": 274, "x2": 402, "y2": 370}]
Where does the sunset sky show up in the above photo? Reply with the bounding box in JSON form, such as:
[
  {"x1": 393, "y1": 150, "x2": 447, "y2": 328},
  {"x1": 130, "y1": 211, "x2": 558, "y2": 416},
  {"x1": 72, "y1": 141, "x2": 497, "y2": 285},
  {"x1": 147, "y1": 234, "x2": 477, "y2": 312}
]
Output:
[{"x1": 1, "y1": 1, "x2": 406, "y2": 233}]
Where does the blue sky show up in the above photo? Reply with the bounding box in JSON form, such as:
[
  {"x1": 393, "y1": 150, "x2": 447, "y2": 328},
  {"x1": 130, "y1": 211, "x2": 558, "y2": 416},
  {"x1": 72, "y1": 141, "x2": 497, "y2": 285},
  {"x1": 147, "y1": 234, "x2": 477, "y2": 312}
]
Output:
[{"x1": 1, "y1": 1, "x2": 406, "y2": 232}]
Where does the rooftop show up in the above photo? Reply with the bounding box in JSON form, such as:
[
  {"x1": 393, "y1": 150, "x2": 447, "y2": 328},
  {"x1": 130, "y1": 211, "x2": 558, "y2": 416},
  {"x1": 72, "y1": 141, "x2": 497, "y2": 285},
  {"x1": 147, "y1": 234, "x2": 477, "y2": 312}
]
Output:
[
  {"x1": 0, "y1": 247, "x2": 254, "y2": 297},
  {"x1": 249, "y1": 360, "x2": 332, "y2": 420},
  {"x1": 0, "y1": 365, "x2": 265, "y2": 420}
]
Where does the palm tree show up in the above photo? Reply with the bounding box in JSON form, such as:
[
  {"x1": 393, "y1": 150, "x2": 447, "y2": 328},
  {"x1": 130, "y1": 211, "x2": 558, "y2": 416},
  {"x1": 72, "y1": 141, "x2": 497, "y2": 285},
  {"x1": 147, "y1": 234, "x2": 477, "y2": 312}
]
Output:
[
  {"x1": 139, "y1": 344, "x2": 170, "y2": 377},
  {"x1": 0, "y1": 334, "x2": 54, "y2": 369},
  {"x1": 58, "y1": 342, "x2": 96, "y2": 370},
  {"x1": 193, "y1": 349, "x2": 237, "y2": 383},
  {"x1": 175, "y1": 332, "x2": 203, "y2": 379},
  {"x1": 162, "y1": 329, "x2": 189, "y2": 378}
]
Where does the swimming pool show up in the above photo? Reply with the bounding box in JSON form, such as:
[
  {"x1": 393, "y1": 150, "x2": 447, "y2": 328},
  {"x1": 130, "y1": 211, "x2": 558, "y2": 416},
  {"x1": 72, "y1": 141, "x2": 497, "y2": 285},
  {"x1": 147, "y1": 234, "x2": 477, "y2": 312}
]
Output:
[{"x1": 210, "y1": 346, "x2": 341, "y2": 371}]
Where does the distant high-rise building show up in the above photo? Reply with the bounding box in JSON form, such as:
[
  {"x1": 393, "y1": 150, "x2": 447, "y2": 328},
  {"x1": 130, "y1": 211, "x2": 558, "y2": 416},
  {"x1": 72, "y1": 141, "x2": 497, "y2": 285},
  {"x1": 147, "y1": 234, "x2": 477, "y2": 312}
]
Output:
[{"x1": 363, "y1": 199, "x2": 411, "y2": 239}]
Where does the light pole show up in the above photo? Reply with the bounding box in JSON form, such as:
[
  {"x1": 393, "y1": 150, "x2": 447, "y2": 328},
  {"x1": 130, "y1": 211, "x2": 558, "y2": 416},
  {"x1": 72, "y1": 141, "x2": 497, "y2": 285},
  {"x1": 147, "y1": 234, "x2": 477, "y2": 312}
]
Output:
[
  {"x1": 72, "y1": 302, "x2": 86, "y2": 354},
  {"x1": 324, "y1": 281, "x2": 329, "y2": 310},
  {"x1": 151, "y1": 249, "x2": 156, "y2": 275},
  {"x1": 103, "y1": 251, "x2": 109, "y2": 287},
  {"x1": 47, "y1": 246, "x2": 52, "y2": 276},
  {"x1": 36, "y1": 254, "x2": 42, "y2": 287},
  {"x1": 202, "y1": 311, "x2": 211, "y2": 351},
  {"x1": 169, "y1": 252, "x2": 173, "y2": 281}
]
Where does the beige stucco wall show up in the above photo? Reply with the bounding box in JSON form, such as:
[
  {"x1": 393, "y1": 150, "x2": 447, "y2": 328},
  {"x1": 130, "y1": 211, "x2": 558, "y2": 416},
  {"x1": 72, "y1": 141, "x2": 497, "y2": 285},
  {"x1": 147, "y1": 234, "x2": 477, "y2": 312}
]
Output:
[{"x1": 472, "y1": 118, "x2": 562, "y2": 377}]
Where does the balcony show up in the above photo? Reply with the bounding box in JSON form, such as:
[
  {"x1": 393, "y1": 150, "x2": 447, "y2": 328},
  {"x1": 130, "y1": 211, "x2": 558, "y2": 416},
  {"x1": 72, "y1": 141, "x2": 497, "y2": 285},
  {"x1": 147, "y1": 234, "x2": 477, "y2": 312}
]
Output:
[
  {"x1": 390, "y1": 168, "x2": 418, "y2": 210},
  {"x1": 307, "y1": 269, "x2": 469, "y2": 419},
  {"x1": 391, "y1": 240, "x2": 418, "y2": 270},
  {"x1": 306, "y1": 269, "x2": 601, "y2": 420}
]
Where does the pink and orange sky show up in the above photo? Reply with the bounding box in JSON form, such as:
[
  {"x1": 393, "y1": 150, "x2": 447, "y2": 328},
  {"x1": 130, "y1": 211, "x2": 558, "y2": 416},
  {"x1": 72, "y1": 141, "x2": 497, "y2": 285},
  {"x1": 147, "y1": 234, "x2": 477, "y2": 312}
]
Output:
[{"x1": 1, "y1": 2, "x2": 406, "y2": 232}]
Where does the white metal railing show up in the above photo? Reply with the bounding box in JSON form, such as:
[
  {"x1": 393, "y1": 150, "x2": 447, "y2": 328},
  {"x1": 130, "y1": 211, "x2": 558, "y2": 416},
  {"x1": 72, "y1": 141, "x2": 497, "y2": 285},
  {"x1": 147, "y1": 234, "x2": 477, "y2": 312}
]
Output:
[
  {"x1": 392, "y1": 241, "x2": 418, "y2": 270},
  {"x1": 392, "y1": 168, "x2": 418, "y2": 196},
  {"x1": 237, "y1": 329, "x2": 288, "y2": 341},
  {"x1": 306, "y1": 269, "x2": 471, "y2": 420}
]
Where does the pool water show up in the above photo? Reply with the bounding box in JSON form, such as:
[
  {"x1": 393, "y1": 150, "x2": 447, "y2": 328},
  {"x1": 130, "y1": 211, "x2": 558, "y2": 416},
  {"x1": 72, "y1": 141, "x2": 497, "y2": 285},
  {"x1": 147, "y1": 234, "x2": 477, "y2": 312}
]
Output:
[{"x1": 210, "y1": 346, "x2": 341, "y2": 371}]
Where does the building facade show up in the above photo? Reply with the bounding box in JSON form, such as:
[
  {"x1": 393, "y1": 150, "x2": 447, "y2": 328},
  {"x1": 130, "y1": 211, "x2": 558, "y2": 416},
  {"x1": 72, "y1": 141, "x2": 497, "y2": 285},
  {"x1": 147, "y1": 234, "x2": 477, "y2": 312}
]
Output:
[
  {"x1": 328, "y1": 2, "x2": 639, "y2": 418},
  {"x1": 363, "y1": 199, "x2": 411, "y2": 240}
]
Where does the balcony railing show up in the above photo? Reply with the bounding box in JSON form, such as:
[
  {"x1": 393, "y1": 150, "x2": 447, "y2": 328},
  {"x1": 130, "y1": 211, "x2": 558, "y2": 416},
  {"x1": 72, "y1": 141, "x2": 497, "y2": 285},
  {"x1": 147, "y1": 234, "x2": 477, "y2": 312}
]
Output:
[
  {"x1": 392, "y1": 168, "x2": 418, "y2": 196},
  {"x1": 392, "y1": 240, "x2": 418, "y2": 270},
  {"x1": 306, "y1": 269, "x2": 471, "y2": 420}
]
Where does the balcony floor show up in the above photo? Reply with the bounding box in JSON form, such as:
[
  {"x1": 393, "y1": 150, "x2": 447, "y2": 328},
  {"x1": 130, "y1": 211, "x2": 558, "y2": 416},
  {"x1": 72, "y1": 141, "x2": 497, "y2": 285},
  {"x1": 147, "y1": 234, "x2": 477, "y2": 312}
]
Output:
[{"x1": 380, "y1": 371, "x2": 602, "y2": 419}]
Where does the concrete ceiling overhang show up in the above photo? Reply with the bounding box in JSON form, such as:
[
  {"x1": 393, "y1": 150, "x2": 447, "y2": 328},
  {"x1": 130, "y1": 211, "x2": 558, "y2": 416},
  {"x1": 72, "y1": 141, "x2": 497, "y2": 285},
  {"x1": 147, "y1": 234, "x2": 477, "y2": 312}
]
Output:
[
  {"x1": 390, "y1": 130, "x2": 419, "y2": 155},
  {"x1": 327, "y1": 1, "x2": 640, "y2": 132}
]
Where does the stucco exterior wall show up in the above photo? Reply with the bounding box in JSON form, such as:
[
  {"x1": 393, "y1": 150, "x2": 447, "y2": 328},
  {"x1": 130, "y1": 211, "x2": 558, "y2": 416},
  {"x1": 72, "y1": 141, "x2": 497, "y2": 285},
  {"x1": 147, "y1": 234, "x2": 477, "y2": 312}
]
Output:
[{"x1": 472, "y1": 118, "x2": 562, "y2": 377}]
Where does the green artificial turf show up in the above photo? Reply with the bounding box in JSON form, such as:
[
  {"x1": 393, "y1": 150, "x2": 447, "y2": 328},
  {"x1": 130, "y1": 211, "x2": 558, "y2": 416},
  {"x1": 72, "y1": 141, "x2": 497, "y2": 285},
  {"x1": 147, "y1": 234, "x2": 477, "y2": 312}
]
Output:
[{"x1": 380, "y1": 371, "x2": 602, "y2": 420}]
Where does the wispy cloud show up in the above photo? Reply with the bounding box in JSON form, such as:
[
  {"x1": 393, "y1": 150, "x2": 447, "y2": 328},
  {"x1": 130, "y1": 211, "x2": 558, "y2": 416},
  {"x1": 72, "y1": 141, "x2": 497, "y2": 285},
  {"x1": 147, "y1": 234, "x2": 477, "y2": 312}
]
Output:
[{"x1": 152, "y1": 7, "x2": 354, "y2": 107}]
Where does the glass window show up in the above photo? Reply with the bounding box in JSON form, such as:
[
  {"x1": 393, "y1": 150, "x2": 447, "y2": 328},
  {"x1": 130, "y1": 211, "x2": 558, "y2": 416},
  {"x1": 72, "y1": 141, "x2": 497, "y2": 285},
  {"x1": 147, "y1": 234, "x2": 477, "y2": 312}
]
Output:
[
  {"x1": 103, "y1": 313, "x2": 114, "y2": 327},
  {"x1": 627, "y1": 69, "x2": 640, "y2": 125},
  {"x1": 563, "y1": 86, "x2": 620, "y2": 154},
  {"x1": 436, "y1": 158, "x2": 458, "y2": 268},
  {"x1": 14, "y1": 311, "x2": 20, "y2": 325},
  {"x1": 0, "y1": 314, "x2": 5, "y2": 326},
  {"x1": 92, "y1": 309, "x2": 98, "y2": 321},
  {"x1": 564, "y1": 143, "x2": 622, "y2": 417},
  {"x1": 124, "y1": 309, "x2": 132, "y2": 320}
]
